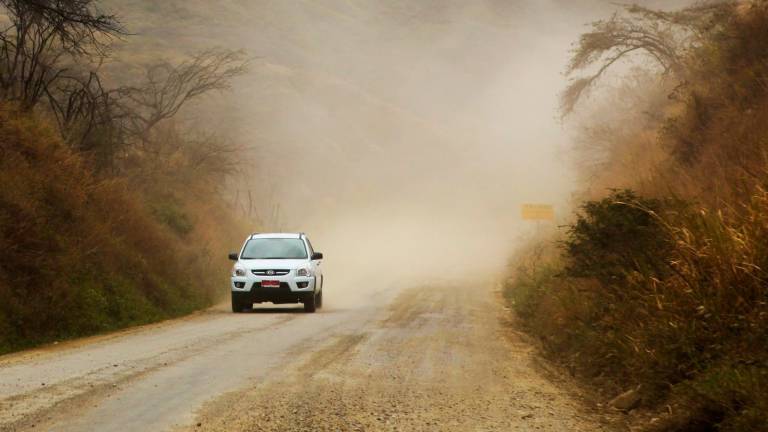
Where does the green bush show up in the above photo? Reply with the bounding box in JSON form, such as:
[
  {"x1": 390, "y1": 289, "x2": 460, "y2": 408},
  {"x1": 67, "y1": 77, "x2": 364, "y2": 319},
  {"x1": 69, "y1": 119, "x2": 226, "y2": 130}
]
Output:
[
  {"x1": 563, "y1": 190, "x2": 677, "y2": 286},
  {"x1": 151, "y1": 200, "x2": 194, "y2": 236}
]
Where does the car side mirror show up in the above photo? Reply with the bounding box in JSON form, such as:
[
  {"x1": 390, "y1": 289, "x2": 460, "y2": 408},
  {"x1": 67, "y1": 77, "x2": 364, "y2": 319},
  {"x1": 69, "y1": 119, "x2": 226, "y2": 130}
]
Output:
[
  {"x1": 311, "y1": 252, "x2": 323, "y2": 260},
  {"x1": 228, "y1": 252, "x2": 239, "y2": 261}
]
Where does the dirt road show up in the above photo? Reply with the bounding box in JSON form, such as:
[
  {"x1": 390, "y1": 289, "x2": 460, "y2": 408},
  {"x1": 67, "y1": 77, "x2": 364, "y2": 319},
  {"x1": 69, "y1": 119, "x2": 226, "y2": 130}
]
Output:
[{"x1": 0, "y1": 284, "x2": 605, "y2": 431}]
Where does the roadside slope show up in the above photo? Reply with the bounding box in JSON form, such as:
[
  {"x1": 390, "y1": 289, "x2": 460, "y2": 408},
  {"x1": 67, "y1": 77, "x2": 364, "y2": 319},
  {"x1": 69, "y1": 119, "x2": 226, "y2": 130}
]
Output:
[{"x1": 0, "y1": 104, "x2": 245, "y2": 355}]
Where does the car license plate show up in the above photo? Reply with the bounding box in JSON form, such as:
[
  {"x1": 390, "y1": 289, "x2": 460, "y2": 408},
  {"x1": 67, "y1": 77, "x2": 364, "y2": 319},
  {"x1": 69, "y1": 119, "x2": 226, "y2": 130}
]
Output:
[{"x1": 261, "y1": 280, "x2": 280, "y2": 288}]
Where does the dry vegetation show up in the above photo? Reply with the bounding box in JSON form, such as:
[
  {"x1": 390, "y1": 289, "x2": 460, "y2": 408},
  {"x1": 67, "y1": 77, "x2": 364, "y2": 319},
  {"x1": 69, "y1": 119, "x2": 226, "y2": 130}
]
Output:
[
  {"x1": 0, "y1": 0, "x2": 249, "y2": 353},
  {"x1": 506, "y1": 1, "x2": 768, "y2": 431}
]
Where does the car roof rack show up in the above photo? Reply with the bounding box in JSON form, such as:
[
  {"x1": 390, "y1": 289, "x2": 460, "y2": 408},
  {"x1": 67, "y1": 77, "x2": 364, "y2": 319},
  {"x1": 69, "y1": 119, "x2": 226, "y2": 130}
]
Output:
[{"x1": 249, "y1": 232, "x2": 304, "y2": 238}]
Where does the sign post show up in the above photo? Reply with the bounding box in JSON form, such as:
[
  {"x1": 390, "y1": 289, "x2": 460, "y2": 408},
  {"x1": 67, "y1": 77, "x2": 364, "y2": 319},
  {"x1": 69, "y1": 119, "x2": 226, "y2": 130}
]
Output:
[
  {"x1": 521, "y1": 204, "x2": 554, "y2": 221},
  {"x1": 521, "y1": 204, "x2": 554, "y2": 233}
]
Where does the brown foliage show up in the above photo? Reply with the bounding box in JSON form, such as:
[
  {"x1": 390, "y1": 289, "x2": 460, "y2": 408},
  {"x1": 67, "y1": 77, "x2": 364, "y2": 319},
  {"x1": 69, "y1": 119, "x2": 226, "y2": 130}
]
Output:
[
  {"x1": 510, "y1": 2, "x2": 768, "y2": 431},
  {"x1": 0, "y1": 104, "x2": 245, "y2": 353}
]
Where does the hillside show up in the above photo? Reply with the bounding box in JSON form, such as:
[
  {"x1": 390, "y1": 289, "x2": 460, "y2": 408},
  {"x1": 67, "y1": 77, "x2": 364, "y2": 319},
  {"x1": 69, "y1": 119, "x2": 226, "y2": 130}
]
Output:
[
  {"x1": 505, "y1": 2, "x2": 768, "y2": 431},
  {"x1": 0, "y1": 1, "x2": 248, "y2": 353}
]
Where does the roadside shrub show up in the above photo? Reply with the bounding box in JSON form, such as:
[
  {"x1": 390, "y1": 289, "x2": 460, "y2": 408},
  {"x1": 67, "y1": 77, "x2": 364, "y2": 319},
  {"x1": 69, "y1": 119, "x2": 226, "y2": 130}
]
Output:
[
  {"x1": 506, "y1": 187, "x2": 768, "y2": 430},
  {"x1": 0, "y1": 105, "x2": 242, "y2": 354},
  {"x1": 563, "y1": 190, "x2": 678, "y2": 286},
  {"x1": 151, "y1": 200, "x2": 194, "y2": 236}
]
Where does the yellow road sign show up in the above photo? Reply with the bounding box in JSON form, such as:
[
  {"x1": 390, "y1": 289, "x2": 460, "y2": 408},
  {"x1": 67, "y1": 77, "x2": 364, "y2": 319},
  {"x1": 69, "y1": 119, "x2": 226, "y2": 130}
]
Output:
[{"x1": 521, "y1": 204, "x2": 554, "y2": 221}]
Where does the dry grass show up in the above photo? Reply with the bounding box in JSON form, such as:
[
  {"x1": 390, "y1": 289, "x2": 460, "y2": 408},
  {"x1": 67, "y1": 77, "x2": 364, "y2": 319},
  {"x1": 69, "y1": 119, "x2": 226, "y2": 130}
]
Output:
[
  {"x1": 506, "y1": 191, "x2": 768, "y2": 430},
  {"x1": 506, "y1": 2, "x2": 768, "y2": 430},
  {"x1": 0, "y1": 105, "x2": 246, "y2": 354}
]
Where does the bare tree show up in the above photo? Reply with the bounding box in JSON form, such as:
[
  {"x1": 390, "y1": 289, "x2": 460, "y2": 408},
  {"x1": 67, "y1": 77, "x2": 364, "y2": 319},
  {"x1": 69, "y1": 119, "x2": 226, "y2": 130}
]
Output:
[
  {"x1": 561, "y1": 2, "x2": 733, "y2": 116},
  {"x1": 40, "y1": 48, "x2": 249, "y2": 170},
  {"x1": 44, "y1": 69, "x2": 131, "y2": 170},
  {"x1": 118, "y1": 49, "x2": 249, "y2": 146},
  {"x1": 0, "y1": 2, "x2": 250, "y2": 173},
  {"x1": 0, "y1": 0, "x2": 124, "y2": 109}
]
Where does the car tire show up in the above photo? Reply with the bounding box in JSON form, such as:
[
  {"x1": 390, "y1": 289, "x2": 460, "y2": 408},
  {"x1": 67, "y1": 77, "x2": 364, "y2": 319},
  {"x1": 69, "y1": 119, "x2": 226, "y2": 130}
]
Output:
[
  {"x1": 304, "y1": 293, "x2": 317, "y2": 313},
  {"x1": 231, "y1": 295, "x2": 248, "y2": 313},
  {"x1": 316, "y1": 290, "x2": 323, "y2": 308}
]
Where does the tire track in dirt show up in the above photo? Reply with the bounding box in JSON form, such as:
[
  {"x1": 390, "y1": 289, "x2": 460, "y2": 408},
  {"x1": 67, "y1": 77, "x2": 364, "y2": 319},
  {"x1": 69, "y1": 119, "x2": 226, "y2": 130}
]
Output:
[
  {"x1": 0, "y1": 313, "x2": 299, "y2": 432},
  {"x1": 182, "y1": 283, "x2": 607, "y2": 431}
]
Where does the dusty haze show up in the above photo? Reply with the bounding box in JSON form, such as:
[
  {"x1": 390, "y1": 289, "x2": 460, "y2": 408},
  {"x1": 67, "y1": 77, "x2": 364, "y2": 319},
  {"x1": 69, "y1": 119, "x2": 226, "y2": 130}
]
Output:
[{"x1": 109, "y1": 0, "x2": 692, "y2": 303}]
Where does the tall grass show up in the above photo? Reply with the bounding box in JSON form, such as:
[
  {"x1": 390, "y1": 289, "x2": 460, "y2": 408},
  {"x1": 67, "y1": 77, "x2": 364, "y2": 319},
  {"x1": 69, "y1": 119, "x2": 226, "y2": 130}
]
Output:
[{"x1": 506, "y1": 189, "x2": 768, "y2": 430}]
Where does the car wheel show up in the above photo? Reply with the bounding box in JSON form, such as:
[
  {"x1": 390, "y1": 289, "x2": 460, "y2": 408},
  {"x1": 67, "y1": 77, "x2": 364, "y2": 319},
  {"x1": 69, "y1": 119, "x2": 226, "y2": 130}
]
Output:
[
  {"x1": 231, "y1": 296, "x2": 248, "y2": 313},
  {"x1": 304, "y1": 293, "x2": 317, "y2": 313},
  {"x1": 316, "y1": 290, "x2": 323, "y2": 308}
]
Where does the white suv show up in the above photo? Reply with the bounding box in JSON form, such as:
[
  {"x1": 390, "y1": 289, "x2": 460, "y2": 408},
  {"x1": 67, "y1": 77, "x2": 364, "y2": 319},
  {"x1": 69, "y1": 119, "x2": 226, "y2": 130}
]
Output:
[{"x1": 228, "y1": 233, "x2": 324, "y2": 312}]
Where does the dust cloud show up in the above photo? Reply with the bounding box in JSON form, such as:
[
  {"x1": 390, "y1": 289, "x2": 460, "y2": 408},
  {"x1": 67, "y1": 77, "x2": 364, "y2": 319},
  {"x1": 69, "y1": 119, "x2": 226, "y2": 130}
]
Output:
[
  {"x1": 192, "y1": 0, "x2": 690, "y2": 305},
  {"x1": 115, "y1": 0, "x2": 690, "y2": 304}
]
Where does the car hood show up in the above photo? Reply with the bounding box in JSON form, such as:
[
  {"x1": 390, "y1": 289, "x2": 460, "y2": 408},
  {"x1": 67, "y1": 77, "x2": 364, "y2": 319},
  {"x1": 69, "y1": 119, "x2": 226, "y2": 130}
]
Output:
[{"x1": 240, "y1": 259, "x2": 308, "y2": 270}]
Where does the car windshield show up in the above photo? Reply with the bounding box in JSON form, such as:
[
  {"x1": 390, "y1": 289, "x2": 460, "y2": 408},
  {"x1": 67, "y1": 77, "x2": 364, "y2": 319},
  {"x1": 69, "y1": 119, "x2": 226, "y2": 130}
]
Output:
[{"x1": 240, "y1": 238, "x2": 307, "y2": 259}]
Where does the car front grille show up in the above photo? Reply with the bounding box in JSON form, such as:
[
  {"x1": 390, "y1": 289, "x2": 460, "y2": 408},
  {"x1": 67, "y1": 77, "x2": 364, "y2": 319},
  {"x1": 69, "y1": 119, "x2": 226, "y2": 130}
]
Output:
[{"x1": 251, "y1": 269, "x2": 290, "y2": 276}]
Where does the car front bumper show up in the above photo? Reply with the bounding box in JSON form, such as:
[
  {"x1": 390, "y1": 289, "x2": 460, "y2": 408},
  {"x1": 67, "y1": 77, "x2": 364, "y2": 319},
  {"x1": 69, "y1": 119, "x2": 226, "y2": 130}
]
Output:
[
  {"x1": 231, "y1": 274, "x2": 315, "y2": 300},
  {"x1": 230, "y1": 278, "x2": 316, "y2": 304}
]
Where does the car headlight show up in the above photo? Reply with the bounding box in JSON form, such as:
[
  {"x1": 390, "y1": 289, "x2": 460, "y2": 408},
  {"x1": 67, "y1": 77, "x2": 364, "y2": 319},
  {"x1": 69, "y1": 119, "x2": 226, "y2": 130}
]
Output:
[
  {"x1": 232, "y1": 266, "x2": 246, "y2": 277},
  {"x1": 296, "y1": 267, "x2": 311, "y2": 277}
]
